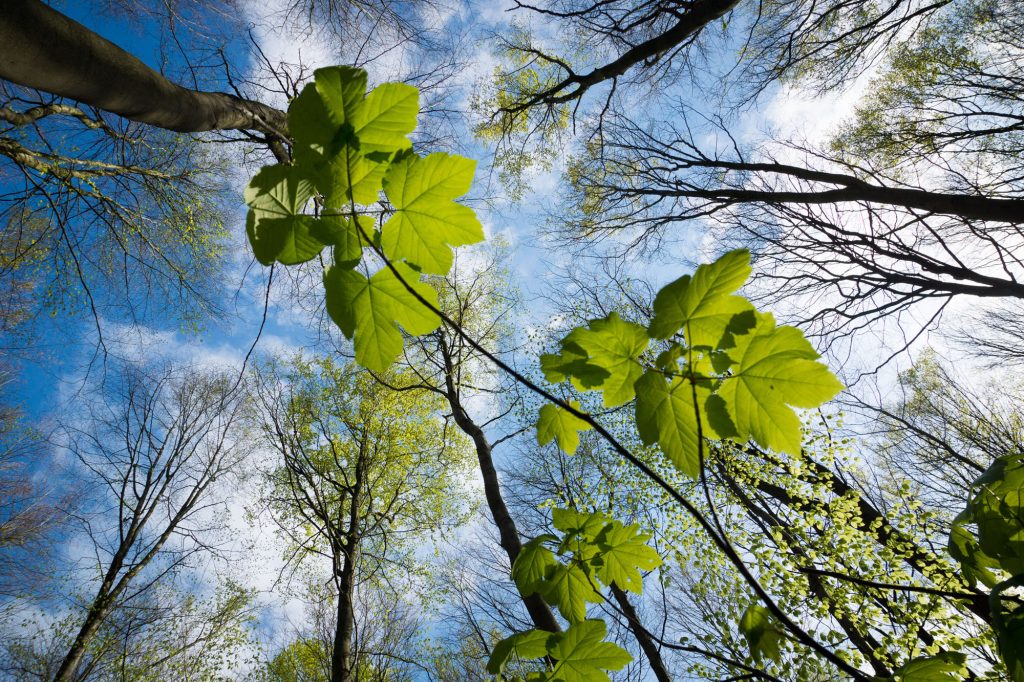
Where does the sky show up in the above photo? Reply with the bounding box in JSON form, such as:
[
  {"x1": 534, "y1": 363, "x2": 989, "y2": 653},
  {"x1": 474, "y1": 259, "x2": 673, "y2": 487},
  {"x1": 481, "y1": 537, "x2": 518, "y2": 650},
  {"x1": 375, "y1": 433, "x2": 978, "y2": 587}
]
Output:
[
  {"x1": 12, "y1": 0, "x2": 977, "y2": 411},
  {"x1": 13, "y1": 0, "x2": 898, "y2": 400},
  {"x1": 1, "y1": 0, "x2": 999, "y2": 674}
]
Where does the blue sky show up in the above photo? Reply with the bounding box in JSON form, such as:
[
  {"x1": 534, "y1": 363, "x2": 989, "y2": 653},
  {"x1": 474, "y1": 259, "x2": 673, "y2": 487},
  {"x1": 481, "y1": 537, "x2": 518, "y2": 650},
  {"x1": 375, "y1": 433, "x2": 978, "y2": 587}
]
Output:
[
  {"x1": 10, "y1": 0, "x2": 959, "y2": 420},
  {"x1": 2, "y1": 1, "x2": 984, "y2": 674}
]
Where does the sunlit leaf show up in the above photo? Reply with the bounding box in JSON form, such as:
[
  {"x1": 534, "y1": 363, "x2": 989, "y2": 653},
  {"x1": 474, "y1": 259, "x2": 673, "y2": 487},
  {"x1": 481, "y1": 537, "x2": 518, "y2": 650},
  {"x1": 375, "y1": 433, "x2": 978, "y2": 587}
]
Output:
[
  {"x1": 486, "y1": 629, "x2": 552, "y2": 675},
  {"x1": 717, "y1": 313, "x2": 843, "y2": 454},
  {"x1": 355, "y1": 82, "x2": 418, "y2": 154},
  {"x1": 309, "y1": 213, "x2": 373, "y2": 267},
  {"x1": 381, "y1": 152, "x2": 483, "y2": 274},
  {"x1": 513, "y1": 536, "x2": 559, "y2": 596},
  {"x1": 557, "y1": 312, "x2": 649, "y2": 407},
  {"x1": 323, "y1": 262, "x2": 440, "y2": 371},
  {"x1": 537, "y1": 401, "x2": 592, "y2": 455},
  {"x1": 895, "y1": 652, "x2": 968, "y2": 681},
  {"x1": 244, "y1": 164, "x2": 321, "y2": 265},
  {"x1": 593, "y1": 521, "x2": 662, "y2": 594},
  {"x1": 634, "y1": 372, "x2": 719, "y2": 478},
  {"x1": 649, "y1": 249, "x2": 754, "y2": 347},
  {"x1": 540, "y1": 562, "x2": 603, "y2": 623},
  {"x1": 547, "y1": 620, "x2": 632, "y2": 682}
]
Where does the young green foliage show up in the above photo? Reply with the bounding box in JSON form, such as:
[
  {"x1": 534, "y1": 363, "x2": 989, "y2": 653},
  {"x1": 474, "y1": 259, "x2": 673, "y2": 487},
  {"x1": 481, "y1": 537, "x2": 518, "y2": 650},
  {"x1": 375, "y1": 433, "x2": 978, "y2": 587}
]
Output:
[
  {"x1": 381, "y1": 152, "x2": 483, "y2": 274},
  {"x1": 244, "y1": 165, "x2": 318, "y2": 266},
  {"x1": 323, "y1": 263, "x2": 441, "y2": 372},
  {"x1": 487, "y1": 508, "x2": 660, "y2": 679},
  {"x1": 738, "y1": 604, "x2": 783, "y2": 663},
  {"x1": 540, "y1": 312, "x2": 649, "y2": 407},
  {"x1": 239, "y1": 63, "x2": 1024, "y2": 682},
  {"x1": 486, "y1": 620, "x2": 630, "y2": 682},
  {"x1": 949, "y1": 454, "x2": 1024, "y2": 681},
  {"x1": 894, "y1": 653, "x2": 970, "y2": 682},
  {"x1": 536, "y1": 401, "x2": 592, "y2": 455},
  {"x1": 537, "y1": 249, "x2": 843, "y2": 477},
  {"x1": 243, "y1": 66, "x2": 482, "y2": 371}
]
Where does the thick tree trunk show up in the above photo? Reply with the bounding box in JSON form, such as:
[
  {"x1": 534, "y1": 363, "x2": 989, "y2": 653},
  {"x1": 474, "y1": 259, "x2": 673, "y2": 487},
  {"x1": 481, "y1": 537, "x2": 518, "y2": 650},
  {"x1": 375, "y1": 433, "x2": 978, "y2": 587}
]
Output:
[
  {"x1": 53, "y1": 510, "x2": 142, "y2": 682},
  {"x1": 0, "y1": 0, "x2": 287, "y2": 137},
  {"x1": 52, "y1": 589, "x2": 114, "y2": 682}
]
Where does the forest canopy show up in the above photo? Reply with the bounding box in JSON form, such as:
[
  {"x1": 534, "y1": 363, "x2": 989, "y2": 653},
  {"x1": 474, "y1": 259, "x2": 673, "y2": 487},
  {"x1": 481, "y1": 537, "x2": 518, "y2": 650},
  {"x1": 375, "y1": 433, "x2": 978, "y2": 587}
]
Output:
[{"x1": 1, "y1": 0, "x2": 1023, "y2": 680}]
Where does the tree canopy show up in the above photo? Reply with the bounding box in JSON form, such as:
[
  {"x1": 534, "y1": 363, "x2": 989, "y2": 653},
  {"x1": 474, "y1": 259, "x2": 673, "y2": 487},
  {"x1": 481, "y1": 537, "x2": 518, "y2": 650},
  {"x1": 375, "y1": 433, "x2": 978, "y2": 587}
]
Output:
[{"x1": 1, "y1": 1, "x2": 1023, "y2": 681}]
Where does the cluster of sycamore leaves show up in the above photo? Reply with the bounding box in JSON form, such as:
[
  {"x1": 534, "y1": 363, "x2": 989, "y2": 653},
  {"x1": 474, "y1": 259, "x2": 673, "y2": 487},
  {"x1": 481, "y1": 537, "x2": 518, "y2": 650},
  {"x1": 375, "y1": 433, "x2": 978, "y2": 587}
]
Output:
[
  {"x1": 245, "y1": 65, "x2": 482, "y2": 372},
  {"x1": 537, "y1": 248, "x2": 844, "y2": 477},
  {"x1": 486, "y1": 508, "x2": 660, "y2": 681},
  {"x1": 241, "y1": 66, "x2": 1021, "y2": 681}
]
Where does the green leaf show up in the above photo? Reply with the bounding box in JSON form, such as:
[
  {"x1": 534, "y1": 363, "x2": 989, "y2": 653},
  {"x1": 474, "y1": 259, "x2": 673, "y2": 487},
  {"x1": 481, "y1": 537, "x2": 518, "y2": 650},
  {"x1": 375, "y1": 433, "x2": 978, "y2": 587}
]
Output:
[
  {"x1": 487, "y1": 629, "x2": 553, "y2": 675},
  {"x1": 648, "y1": 249, "x2": 755, "y2": 348},
  {"x1": 965, "y1": 455, "x2": 1024, "y2": 576},
  {"x1": 323, "y1": 262, "x2": 441, "y2": 371},
  {"x1": 537, "y1": 402, "x2": 592, "y2": 455},
  {"x1": 634, "y1": 372, "x2": 719, "y2": 478},
  {"x1": 314, "y1": 66, "x2": 368, "y2": 131},
  {"x1": 288, "y1": 82, "x2": 334, "y2": 164},
  {"x1": 512, "y1": 536, "x2": 559, "y2": 596},
  {"x1": 895, "y1": 652, "x2": 968, "y2": 681},
  {"x1": 244, "y1": 165, "x2": 322, "y2": 265},
  {"x1": 546, "y1": 620, "x2": 632, "y2": 682},
  {"x1": 354, "y1": 82, "x2": 418, "y2": 154},
  {"x1": 995, "y1": 604, "x2": 1024, "y2": 682},
  {"x1": 559, "y1": 313, "x2": 649, "y2": 407},
  {"x1": 381, "y1": 152, "x2": 483, "y2": 274},
  {"x1": 717, "y1": 314, "x2": 843, "y2": 454},
  {"x1": 948, "y1": 516, "x2": 999, "y2": 589},
  {"x1": 308, "y1": 213, "x2": 373, "y2": 266},
  {"x1": 593, "y1": 521, "x2": 662, "y2": 594},
  {"x1": 540, "y1": 342, "x2": 610, "y2": 389},
  {"x1": 540, "y1": 562, "x2": 603, "y2": 623},
  {"x1": 739, "y1": 605, "x2": 782, "y2": 662},
  {"x1": 551, "y1": 508, "x2": 607, "y2": 540},
  {"x1": 321, "y1": 147, "x2": 388, "y2": 206},
  {"x1": 655, "y1": 343, "x2": 685, "y2": 372},
  {"x1": 288, "y1": 67, "x2": 398, "y2": 206}
]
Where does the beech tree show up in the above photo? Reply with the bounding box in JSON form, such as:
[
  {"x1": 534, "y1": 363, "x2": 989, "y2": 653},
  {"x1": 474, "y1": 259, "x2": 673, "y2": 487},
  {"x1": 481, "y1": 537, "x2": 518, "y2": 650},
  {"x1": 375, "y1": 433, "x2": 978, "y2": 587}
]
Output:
[
  {"x1": 0, "y1": 371, "x2": 67, "y2": 600},
  {"x1": 0, "y1": 1, "x2": 271, "y2": 341},
  {"x1": 2, "y1": 578, "x2": 257, "y2": 681},
  {"x1": 252, "y1": 356, "x2": 472, "y2": 682},
  {"x1": 47, "y1": 364, "x2": 251, "y2": 682},
  {"x1": 0, "y1": 0, "x2": 462, "y2": 348}
]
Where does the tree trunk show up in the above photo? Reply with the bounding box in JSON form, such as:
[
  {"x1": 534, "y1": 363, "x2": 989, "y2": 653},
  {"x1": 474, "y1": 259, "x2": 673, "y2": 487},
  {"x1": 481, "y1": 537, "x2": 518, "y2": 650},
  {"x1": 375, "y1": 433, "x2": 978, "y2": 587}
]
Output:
[
  {"x1": 608, "y1": 585, "x2": 673, "y2": 682},
  {"x1": 0, "y1": 0, "x2": 287, "y2": 137},
  {"x1": 440, "y1": 336, "x2": 561, "y2": 634},
  {"x1": 332, "y1": 446, "x2": 365, "y2": 682},
  {"x1": 52, "y1": 589, "x2": 114, "y2": 682}
]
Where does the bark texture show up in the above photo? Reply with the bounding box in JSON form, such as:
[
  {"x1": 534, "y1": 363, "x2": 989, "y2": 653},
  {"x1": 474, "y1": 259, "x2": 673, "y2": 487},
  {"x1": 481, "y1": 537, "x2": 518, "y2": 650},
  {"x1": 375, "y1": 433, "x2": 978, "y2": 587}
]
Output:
[
  {"x1": 0, "y1": 0, "x2": 287, "y2": 136},
  {"x1": 608, "y1": 585, "x2": 673, "y2": 682}
]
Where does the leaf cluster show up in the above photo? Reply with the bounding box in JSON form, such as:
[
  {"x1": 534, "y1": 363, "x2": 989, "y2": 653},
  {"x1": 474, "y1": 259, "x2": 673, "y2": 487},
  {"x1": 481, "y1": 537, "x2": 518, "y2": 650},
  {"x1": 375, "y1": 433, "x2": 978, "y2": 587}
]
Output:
[
  {"x1": 538, "y1": 249, "x2": 843, "y2": 479},
  {"x1": 487, "y1": 507, "x2": 661, "y2": 681},
  {"x1": 244, "y1": 66, "x2": 484, "y2": 371}
]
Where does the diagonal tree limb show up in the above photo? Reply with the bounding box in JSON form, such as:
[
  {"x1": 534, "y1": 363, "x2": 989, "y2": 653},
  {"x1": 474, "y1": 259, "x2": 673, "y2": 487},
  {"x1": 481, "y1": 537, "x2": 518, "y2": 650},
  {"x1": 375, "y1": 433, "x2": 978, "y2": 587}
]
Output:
[{"x1": 0, "y1": 0, "x2": 288, "y2": 140}]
